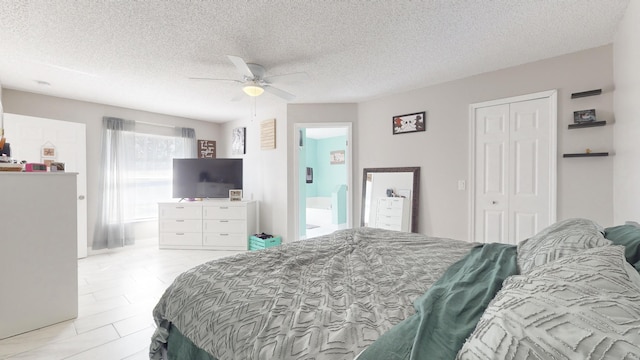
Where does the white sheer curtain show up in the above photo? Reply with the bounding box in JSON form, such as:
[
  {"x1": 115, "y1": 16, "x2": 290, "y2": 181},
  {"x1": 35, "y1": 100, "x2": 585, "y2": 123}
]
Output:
[
  {"x1": 94, "y1": 119, "x2": 196, "y2": 250},
  {"x1": 94, "y1": 117, "x2": 136, "y2": 250},
  {"x1": 176, "y1": 127, "x2": 196, "y2": 158}
]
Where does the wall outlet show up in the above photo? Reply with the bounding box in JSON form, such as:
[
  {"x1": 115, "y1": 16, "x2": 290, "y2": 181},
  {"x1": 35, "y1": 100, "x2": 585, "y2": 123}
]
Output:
[{"x1": 458, "y1": 180, "x2": 466, "y2": 190}]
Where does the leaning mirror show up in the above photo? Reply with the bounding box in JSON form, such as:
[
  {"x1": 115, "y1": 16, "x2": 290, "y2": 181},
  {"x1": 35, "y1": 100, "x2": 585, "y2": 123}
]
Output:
[{"x1": 361, "y1": 167, "x2": 420, "y2": 233}]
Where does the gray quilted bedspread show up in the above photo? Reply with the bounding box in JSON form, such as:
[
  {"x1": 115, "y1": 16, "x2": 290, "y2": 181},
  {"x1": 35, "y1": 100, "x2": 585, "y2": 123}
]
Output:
[{"x1": 151, "y1": 227, "x2": 476, "y2": 360}]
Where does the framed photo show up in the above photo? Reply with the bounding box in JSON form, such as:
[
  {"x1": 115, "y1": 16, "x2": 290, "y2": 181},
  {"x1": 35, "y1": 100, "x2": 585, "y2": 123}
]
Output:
[
  {"x1": 229, "y1": 189, "x2": 243, "y2": 201},
  {"x1": 392, "y1": 111, "x2": 426, "y2": 135},
  {"x1": 42, "y1": 147, "x2": 55, "y2": 157},
  {"x1": 573, "y1": 109, "x2": 596, "y2": 123},
  {"x1": 232, "y1": 127, "x2": 246, "y2": 155},
  {"x1": 50, "y1": 162, "x2": 65, "y2": 172},
  {"x1": 330, "y1": 150, "x2": 345, "y2": 164}
]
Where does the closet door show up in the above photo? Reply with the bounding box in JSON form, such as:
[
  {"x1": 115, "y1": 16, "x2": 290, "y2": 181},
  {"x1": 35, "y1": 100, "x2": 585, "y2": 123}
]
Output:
[
  {"x1": 474, "y1": 104, "x2": 510, "y2": 244},
  {"x1": 509, "y1": 98, "x2": 552, "y2": 243},
  {"x1": 472, "y1": 93, "x2": 556, "y2": 244}
]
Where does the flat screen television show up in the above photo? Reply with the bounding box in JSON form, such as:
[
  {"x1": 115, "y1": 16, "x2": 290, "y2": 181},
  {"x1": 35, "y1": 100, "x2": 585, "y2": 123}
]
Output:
[{"x1": 173, "y1": 158, "x2": 243, "y2": 199}]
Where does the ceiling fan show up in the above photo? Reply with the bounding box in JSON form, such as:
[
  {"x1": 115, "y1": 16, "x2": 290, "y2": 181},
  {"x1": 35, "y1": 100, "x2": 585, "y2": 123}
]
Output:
[{"x1": 190, "y1": 55, "x2": 307, "y2": 101}]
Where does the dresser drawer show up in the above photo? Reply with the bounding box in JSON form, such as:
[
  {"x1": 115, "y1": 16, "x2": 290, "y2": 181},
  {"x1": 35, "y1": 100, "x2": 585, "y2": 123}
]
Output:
[
  {"x1": 159, "y1": 219, "x2": 201, "y2": 232},
  {"x1": 203, "y1": 205, "x2": 246, "y2": 219},
  {"x1": 203, "y1": 219, "x2": 246, "y2": 233},
  {"x1": 376, "y1": 215, "x2": 403, "y2": 226},
  {"x1": 377, "y1": 207, "x2": 404, "y2": 216},
  {"x1": 376, "y1": 222, "x2": 401, "y2": 231},
  {"x1": 159, "y1": 204, "x2": 201, "y2": 219},
  {"x1": 377, "y1": 198, "x2": 406, "y2": 210},
  {"x1": 203, "y1": 233, "x2": 247, "y2": 249},
  {"x1": 159, "y1": 232, "x2": 202, "y2": 246}
]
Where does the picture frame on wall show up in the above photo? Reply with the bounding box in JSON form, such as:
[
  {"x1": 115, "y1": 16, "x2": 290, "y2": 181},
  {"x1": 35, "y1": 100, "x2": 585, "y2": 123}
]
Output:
[
  {"x1": 232, "y1": 127, "x2": 246, "y2": 155},
  {"x1": 330, "y1": 150, "x2": 345, "y2": 164},
  {"x1": 198, "y1": 140, "x2": 216, "y2": 158},
  {"x1": 42, "y1": 147, "x2": 55, "y2": 157},
  {"x1": 392, "y1": 111, "x2": 426, "y2": 135}
]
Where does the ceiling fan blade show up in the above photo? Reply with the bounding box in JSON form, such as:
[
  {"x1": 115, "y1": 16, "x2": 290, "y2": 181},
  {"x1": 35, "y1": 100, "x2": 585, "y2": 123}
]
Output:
[
  {"x1": 188, "y1": 77, "x2": 241, "y2": 83},
  {"x1": 227, "y1": 55, "x2": 254, "y2": 78},
  {"x1": 264, "y1": 85, "x2": 296, "y2": 101},
  {"x1": 264, "y1": 72, "x2": 309, "y2": 84}
]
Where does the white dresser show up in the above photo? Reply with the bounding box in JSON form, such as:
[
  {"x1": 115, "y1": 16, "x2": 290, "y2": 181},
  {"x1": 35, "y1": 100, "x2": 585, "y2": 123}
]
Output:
[
  {"x1": 158, "y1": 200, "x2": 256, "y2": 250},
  {"x1": 372, "y1": 197, "x2": 411, "y2": 232}
]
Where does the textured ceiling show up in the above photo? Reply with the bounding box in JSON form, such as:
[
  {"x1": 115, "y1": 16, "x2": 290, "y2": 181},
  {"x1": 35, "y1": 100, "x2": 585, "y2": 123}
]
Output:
[{"x1": 0, "y1": 0, "x2": 629, "y2": 123}]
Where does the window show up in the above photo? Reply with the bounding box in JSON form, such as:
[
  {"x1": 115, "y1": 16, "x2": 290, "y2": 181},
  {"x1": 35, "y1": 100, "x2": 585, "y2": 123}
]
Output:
[{"x1": 132, "y1": 133, "x2": 191, "y2": 220}]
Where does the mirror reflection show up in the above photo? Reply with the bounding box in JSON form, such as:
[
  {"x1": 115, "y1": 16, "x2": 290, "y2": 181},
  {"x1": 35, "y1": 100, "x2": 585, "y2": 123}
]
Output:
[{"x1": 361, "y1": 167, "x2": 420, "y2": 233}]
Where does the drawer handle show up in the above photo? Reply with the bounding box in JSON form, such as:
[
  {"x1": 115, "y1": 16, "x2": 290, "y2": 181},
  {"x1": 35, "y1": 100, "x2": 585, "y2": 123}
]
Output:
[
  {"x1": 176, "y1": 206, "x2": 184, "y2": 209},
  {"x1": 220, "y1": 233, "x2": 229, "y2": 236},
  {"x1": 220, "y1": 206, "x2": 229, "y2": 209},
  {"x1": 176, "y1": 220, "x2": 185, "y2": 222},
  {"x1": 220, "y1": 220, "x2": 229, "y2": 223},
  {"x1": 176, "y1": 233, "x2": 184, "y2": 235}
]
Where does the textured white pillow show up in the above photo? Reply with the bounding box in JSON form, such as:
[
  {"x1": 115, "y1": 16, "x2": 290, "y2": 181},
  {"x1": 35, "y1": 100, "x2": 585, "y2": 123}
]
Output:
[
  {"x1": 457, "y1": 245, "x2": 640, "y2": 360},
  {"x1": 517, "y1": 218, "x2": 610, "y2": 273}
]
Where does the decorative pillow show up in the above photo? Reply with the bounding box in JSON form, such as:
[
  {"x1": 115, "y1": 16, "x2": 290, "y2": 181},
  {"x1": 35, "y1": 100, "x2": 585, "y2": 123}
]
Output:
[
  {"x1": 456, "y1": 245, "x2": 640, "y2": 360},
  {"x1": 605, "y1": 223, "x2": 640, "y2": 271},
  {"x1": 517, "y1": 218, "x2": 610, "y2": 273}
]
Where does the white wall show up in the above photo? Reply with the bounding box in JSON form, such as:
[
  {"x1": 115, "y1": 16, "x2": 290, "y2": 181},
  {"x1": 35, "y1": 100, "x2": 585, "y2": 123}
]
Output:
[
  {"x1": 358, "y1": 45, "x2": 615, "y2": 240},
  {"x1": 613, "y1": 1, "x2": 640, "y2": 224},
  {"x1": 220, "y1": 103, "x2": 289, "y2": 240},
  {"x1": 2, "y1": 43, "x2": 622, "y2": 248},
  {"x1": 2, "y1": 89, "x2": 222, "y2": 249}
]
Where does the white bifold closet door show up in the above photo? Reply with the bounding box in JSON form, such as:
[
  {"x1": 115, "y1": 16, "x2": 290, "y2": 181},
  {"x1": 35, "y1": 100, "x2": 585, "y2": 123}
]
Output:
[{"x1": 473, "y1": 95, "x2": 555, "y2": 244}]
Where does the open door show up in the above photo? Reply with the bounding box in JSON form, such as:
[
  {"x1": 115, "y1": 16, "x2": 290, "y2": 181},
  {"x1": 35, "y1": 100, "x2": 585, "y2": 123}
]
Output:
[{"x1": 294, "y1": 123, "x2": 352, "y2": 240}]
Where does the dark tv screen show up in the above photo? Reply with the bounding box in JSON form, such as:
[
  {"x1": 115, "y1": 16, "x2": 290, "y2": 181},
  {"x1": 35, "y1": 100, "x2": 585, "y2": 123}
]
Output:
[{"x1": 173, "y1": 158, "x2": 243, "y2": 199}]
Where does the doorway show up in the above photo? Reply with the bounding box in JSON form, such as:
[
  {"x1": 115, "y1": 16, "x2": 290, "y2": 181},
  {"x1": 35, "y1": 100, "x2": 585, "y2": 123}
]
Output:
[
  {"x1": 469, "y1": 90, "x2": 557, "y2": 244},
  {"x1": 294, "y1": 123, "x2": 352, "y2": 240},
  {"x1": 4, "y1": 113, "x2": 88, "y2": 258}
]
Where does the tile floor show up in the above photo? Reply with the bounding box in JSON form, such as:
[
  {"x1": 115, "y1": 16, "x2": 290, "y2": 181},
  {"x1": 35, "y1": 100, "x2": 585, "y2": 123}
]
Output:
[{"x1": 0, "y1": 239, "x2": 243, "y2": 360}]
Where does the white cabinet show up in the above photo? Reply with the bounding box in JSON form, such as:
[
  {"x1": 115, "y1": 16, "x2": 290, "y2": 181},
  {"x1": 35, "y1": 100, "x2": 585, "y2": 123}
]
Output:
[
  {"x1": 203, "y1": 202, "x2": 256, "y2": 250},
  {"x1": 0, "y1": 173, "x2": 78, "y2": 339},
  {"x1": 158, "y1": 200, "x2": 256, "y2": 250},
  {"x1": 159, "y1": 202, "x2": 203, "y2": 248},
  {"x1": 372, "y1": 197, "x2": 410, "y2": 232}
]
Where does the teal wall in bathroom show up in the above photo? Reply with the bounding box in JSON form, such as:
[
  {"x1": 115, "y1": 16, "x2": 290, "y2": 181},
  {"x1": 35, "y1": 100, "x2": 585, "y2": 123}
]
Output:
[{"x1": 305, "y1": 135, "x2": 346, "y2": 197}]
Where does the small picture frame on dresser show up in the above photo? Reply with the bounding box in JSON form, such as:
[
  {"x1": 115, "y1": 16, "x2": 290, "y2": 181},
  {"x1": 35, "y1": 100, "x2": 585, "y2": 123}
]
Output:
[{"x1": 229, "y1": 189, "x2": 243, "y2": 201}]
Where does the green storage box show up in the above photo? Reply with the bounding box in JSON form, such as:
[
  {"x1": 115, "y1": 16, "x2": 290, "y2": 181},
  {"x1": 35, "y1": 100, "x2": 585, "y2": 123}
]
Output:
[{"x1": 249, "y1": 235, "x2": 282, "y2": 250}]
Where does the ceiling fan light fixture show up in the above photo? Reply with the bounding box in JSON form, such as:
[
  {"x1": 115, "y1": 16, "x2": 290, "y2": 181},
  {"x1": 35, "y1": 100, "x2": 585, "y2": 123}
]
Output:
[{"x1": 243, "y1": 84, "x2": 264, "y2": 97}]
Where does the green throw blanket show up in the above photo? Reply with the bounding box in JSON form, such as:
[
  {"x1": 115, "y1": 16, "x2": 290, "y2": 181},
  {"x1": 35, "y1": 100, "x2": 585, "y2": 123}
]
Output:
[{"x1": 358, "y1": 243, "x2": 518, "y2": 360}]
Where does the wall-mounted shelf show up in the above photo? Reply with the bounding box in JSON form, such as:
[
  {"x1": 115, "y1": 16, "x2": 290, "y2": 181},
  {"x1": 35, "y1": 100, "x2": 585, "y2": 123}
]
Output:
[
  {"x1": 571, "y1": 89, "x2": 602, "y2": 99},
  {"x1": 568, "y1": 120, "x2": 606, "y2": 129},
  {"x1": 563, "y1": 152, "x2": 609, "y2": 158}
]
